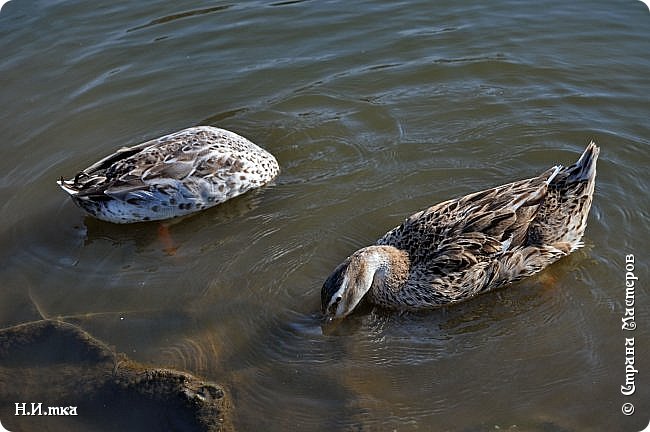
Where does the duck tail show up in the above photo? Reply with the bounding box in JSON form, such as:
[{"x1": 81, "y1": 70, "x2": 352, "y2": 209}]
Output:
[
  {"x1": 562, "y1": 141, "x2": 600, "y2": 184},
  {"x1": 57, "y1": 176, "x2": 80, "y2": 195}
]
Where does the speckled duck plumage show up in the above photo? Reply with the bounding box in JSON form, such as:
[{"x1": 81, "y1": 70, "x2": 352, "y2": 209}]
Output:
[
  {"x1": 322, "y1": 142, "x2": 599, "y2": 320},
  {"x1": 58, "y1": 126, "x2": 279, "y2": 223}
]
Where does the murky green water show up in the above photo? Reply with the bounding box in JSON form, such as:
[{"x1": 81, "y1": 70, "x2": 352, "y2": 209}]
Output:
[{"x1": 1, "y1": 0, "x2": 649, "y2": 431}]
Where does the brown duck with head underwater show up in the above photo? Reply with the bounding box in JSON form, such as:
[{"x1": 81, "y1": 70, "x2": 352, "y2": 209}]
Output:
[{"x1": 322, "y1": 142, "x2": 600, "y2": 321}]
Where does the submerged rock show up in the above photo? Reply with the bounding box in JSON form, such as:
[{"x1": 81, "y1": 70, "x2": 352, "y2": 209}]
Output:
[{"x1": 0, "y1": 319, "x2": 232, "y2": 432}]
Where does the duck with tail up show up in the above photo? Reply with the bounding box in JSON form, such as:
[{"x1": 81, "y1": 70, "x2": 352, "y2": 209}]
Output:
[
  {"x1": 322, "y1": 142, "x2": 600, "y2": 321},
  {"x1": 58, "y1": 126, "x2": 279, "y2": 223}
]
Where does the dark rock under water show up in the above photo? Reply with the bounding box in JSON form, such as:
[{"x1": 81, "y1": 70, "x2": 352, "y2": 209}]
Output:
[{"x1": 0, "y1": 320, "x2": 232, "y2": 432}]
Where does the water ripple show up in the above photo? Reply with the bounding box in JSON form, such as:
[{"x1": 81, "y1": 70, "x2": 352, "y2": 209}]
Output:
[{"x1": 127, "y1": 5, "x2": 233, "y2": 32}]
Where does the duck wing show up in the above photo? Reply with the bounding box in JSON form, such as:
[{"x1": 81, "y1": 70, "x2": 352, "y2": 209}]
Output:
[
  {"x1": 377, "y1": 165, "x2": 562, "y2": 276},
  {"x1": 61, "y1": 127, "x2": 272, "y2": 200},
  {"x1": 58, "y1": 134, "x2": 176, "y2": 197}
]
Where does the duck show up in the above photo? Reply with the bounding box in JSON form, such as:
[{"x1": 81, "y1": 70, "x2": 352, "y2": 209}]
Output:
[
  {"x1": 58, "y1": 126, "x2": 280, "y2": 223},
  {"x1": 322, "y1": 142, "x2": 599, "y2": 321}
]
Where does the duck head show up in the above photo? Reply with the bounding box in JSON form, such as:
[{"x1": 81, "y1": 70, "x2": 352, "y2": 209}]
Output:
[{"x1": 321, "y1": 245, "x2": 409, "y2": 321}]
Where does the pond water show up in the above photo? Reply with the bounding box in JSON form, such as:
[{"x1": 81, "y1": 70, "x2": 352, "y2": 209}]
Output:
[{"x1": 1, "y1": 0, "x2": 649, "y2": 431}]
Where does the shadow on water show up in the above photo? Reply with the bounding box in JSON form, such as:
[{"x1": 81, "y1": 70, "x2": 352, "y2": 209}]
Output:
[{"x1": 79, "y1": 187, "x2": 267, "y2": 254}]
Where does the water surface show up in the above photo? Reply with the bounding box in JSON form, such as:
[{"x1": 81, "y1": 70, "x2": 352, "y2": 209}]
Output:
[{"x1": 1, "y1": 0, "x2": 649, "y2": 431}]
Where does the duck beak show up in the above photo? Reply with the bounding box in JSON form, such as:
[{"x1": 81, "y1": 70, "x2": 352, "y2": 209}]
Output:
[
  {"x1": 320, "y1": 314, "x2": 342, "y2": 335},
  {"x1": 321, "y1": 313, "x2": 336, "y2": 325}
]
